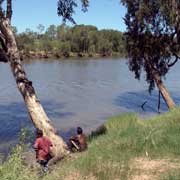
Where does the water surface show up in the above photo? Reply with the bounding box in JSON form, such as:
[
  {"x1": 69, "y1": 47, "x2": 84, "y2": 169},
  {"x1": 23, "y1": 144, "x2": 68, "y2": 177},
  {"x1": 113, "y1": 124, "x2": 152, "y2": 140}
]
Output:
[{"x1": 0, "y1": 58, "x2": 179, "y2": 153}]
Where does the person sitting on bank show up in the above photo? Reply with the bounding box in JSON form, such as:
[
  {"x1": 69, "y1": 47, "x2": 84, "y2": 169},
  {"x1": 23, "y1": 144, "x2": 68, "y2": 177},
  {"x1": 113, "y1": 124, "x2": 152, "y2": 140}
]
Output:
[
  {"x1": 34, "y1": 129, "x2": 53, "y2": 172},
  {"x1": 69, "y1": 127, "x2": 87, "y2": 152}
]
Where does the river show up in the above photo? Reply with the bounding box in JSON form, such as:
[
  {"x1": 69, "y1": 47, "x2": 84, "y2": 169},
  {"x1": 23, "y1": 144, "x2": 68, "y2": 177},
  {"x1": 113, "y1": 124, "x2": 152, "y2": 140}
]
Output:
[{"x1": 0, "y1": 58, "x2": 180, "y2": 154}]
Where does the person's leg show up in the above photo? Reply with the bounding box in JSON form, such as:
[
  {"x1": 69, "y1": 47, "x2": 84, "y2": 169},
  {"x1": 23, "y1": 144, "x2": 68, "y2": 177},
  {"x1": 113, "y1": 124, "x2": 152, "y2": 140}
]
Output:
[
  {"x1": 43, "y1": 161, "x2": 49, "y2": 172},
  {"x1": 68, "y1": 139, "x2": 74, "y2": 151},
  {"x1": 38, "y1": 160, "x2": 48, "y2": 172}
]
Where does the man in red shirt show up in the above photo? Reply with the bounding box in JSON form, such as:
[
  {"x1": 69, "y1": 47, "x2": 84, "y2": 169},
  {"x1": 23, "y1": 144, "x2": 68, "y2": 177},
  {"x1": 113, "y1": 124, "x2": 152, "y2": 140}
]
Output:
[{"x1": 34, "y1": 129, "x2": 53, "y2": 171}]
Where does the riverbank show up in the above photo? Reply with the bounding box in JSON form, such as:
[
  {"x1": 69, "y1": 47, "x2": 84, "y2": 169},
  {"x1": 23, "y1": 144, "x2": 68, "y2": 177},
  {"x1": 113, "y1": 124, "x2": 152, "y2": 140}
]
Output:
[
  {"x1": 19, "y1": 51, "x2": 125, "y2": 60},
  {"x1": 1, "y1": 109, "x2": 180, "y2": 179}
]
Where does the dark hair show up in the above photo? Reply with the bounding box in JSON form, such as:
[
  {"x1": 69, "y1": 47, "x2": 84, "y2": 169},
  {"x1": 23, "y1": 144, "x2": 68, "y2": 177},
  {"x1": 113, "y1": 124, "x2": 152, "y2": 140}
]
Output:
[
  {"x1": 77, "y1": 127, "x2": 83, "y2": 134},
  {"x1": 36, "y1": 129, "x2": 43, "y2": 137}
]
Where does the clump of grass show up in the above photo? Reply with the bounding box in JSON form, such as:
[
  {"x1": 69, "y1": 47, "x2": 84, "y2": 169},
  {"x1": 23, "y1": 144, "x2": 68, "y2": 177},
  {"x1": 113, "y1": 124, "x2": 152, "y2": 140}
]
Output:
[
  {"x1": 0, "y1": 145, "x2": 36, "y2": 180},
  {"x1": 162, "y1": 171, "x2": 180, "y2": 180}
]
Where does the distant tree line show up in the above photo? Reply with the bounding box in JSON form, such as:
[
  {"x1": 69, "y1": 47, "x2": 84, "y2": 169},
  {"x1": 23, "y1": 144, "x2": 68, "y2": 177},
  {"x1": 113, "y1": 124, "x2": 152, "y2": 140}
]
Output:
[{"x1": 14, "y1": 24, "x2": 126, "y2": 58}]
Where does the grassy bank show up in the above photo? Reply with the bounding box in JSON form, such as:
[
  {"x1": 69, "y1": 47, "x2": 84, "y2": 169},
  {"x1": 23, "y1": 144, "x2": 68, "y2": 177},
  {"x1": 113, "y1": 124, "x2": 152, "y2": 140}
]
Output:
[{"x1": 1, "y1": 109, "x2": 180, "y2": 180}]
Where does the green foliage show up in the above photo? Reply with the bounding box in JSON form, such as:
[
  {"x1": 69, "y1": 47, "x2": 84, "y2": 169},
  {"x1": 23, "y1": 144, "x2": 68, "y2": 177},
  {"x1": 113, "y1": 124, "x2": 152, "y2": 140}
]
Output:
[
  {"x1": 45, "y1": 25, "x2": 57, "y2": 40},
  {"x1": 121, "y1": 0, "x2": 180, "y2": 92},
  {"x1": 0, "y1": 145, "x2": 36, "y2": 180},
  {"x1": 15, "y1": 24, "x2": 126, "y2": 57},
  {"x1": 37, "y1": 24, "x2": 45, "y2": 35},
  {"x1": 163, "y1": 172, "x2": 180, "y2": 180},
  {"x1": 57, "y1": 0, "x2": 89, "y2": 24},
  {"x1": 19, "y1": 128, "x2": 34, "y2": 146}
]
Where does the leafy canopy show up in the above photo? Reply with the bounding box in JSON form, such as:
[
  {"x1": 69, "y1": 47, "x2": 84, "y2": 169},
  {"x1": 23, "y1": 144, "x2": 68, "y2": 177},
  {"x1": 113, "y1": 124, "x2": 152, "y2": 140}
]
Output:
[
  {"x1": 121, "y1": 0, "x2": 180, "y2": 92},
  {"x1": 57, "y1": 0, "x2": 89, "y2": 24}
]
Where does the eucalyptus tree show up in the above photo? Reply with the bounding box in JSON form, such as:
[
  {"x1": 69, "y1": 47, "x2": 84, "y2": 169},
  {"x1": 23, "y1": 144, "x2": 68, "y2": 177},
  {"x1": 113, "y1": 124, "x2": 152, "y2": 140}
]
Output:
[
  {"x1": 121, "y1": 0, "x2": 180, "y2": 109},
  {"x1": 45, "y1": 25, "x2": 57, "y2": 40},
  {"x1": 37, "y1": 24, "x2": 45, "y2": 35},
  {"x1": 0, "y1": 0, "x2": 88, "y2": 160}
]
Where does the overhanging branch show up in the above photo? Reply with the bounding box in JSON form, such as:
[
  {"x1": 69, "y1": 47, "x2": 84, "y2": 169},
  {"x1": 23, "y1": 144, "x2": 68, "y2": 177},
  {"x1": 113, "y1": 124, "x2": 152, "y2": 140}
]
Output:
[{"x1": 168, "y1": 53, "x2": 180, "y2": 67}]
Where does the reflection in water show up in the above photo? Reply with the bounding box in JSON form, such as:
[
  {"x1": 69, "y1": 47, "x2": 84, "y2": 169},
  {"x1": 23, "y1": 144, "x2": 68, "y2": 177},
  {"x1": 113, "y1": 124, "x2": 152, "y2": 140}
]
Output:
[{"x1": 0, "y1": 58, "x2": 180, "y2": 154}]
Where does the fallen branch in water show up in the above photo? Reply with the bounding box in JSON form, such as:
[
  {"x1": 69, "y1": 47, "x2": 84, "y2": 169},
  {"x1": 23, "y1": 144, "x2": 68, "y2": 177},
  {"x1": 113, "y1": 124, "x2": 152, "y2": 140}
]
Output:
[
  {"x1": 141, "y1": 101, "x2": 147, "y2": 111},
  {"x1": 158, "y1": 90, "x2": 161, "y2": 113}
]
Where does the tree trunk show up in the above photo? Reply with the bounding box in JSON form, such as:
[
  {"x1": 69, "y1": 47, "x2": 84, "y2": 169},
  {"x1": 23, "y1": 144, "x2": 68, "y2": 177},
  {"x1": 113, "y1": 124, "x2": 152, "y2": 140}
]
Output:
[
  {"x1": 153, "y1": 70, "x2": 176, "y2": 109},
  {"x1": 0, "y1": 18, "x2": 68, "y2": 158}
]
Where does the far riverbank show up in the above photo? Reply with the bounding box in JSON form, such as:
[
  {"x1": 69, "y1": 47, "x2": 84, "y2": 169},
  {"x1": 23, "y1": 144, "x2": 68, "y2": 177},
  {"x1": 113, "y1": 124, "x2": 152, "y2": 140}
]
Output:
[{"x1": 19, "y1": 51, "x2": 125, "y2": 60}]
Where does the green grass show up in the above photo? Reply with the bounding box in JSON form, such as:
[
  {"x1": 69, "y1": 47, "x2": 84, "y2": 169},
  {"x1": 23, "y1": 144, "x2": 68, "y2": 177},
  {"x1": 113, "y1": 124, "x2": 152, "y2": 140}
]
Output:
[
  {"x1": 1, "y1": 108, "x2": 180, "y2": 179},
  {"x1": 0, "y1": 145, "x2": 36, "y2": 180}
]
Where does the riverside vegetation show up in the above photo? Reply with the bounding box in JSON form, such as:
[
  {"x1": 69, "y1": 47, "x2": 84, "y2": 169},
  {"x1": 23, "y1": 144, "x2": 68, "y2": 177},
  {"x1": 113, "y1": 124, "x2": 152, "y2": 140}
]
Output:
[
  {"x1": 13, "y1": 24, "x2": 126, "y2": 60},
  {"x1": 1, "y1": 108, "x2": 180, "y2": 180}
]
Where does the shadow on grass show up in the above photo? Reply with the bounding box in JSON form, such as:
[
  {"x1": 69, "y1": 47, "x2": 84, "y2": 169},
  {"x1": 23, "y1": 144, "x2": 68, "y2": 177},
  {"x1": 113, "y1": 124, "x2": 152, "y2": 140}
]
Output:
[{"x1": 88, "y1": 125, "x2": 107, "y2": 142}]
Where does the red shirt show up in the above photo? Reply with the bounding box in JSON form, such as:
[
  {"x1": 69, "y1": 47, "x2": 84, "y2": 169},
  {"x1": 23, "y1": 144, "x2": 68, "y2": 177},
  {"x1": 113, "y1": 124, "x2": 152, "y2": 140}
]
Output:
[{"x1": 34, "y1": 136, "x2": 53, "y2": 160}]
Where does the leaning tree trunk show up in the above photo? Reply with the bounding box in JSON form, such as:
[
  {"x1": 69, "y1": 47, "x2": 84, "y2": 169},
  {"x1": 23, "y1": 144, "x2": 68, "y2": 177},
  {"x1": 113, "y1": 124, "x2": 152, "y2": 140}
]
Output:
[
  {"x1": 0, "y1": 18, "x2": 69, "y2": 159},
  {"x1": 152, "y1": 69, "x2": 176, "y2": 109}
]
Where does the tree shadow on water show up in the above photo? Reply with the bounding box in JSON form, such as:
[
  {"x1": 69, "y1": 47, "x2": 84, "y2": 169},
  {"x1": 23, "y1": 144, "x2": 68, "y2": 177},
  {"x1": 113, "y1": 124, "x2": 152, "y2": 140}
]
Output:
[
  {"x1": 114, "y1": 90, "x2": 180, "y2": 114},
  {"x1": 41, "y1": 101, "x2": 75, "y2": 119},
  {"x1": 0, "y1": 100, "x2": 75, "y2": 154}
]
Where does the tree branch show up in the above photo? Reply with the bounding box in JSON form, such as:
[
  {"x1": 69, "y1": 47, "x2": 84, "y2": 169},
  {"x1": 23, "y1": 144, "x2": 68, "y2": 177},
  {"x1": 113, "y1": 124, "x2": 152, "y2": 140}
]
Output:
[
  {"x1": 168, "y1": 53, "x2": 180, "y2": 67},
  {"x1": 158, "y1": 90, "x2": 161, "y2": 113},
  {"x1": 141, "y1": 101, "x2": 147, "y2": 111},
  {"x1": 6, "y1": 0, "x2": 12, "y2": 20}
]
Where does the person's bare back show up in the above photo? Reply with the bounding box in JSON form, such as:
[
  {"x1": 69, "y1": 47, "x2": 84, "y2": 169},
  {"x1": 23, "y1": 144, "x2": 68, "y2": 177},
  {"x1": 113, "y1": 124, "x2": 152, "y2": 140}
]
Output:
[{"x1": 76, "y1": 133, "x2": 87, "y2": 151}]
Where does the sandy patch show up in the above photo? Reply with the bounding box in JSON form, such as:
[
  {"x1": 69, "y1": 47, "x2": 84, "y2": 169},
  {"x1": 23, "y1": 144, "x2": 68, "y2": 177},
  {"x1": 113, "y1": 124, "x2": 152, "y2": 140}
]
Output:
[
  {"x1": 64, "y1": 171, "x2": 96, "y2": 180},
  {"x1": 128, "y1": 157, "x2": 180, "y2": 180}
]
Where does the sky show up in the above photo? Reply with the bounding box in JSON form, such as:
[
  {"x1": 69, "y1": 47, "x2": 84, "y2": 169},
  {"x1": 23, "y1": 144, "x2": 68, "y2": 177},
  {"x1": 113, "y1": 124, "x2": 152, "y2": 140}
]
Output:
[{"x1": 11, "y1": 0, "x2": 127, "y2": 33}]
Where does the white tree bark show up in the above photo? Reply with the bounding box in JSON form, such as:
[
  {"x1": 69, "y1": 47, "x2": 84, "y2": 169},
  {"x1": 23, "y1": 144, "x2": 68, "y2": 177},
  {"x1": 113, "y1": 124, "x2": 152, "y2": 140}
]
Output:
[{"x1": 0, "y1": 16, "x2": 69, "y2": 159}]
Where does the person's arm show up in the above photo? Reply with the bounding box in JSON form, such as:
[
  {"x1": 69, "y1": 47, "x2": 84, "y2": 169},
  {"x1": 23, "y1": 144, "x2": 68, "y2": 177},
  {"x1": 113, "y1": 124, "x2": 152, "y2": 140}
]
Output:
[
  {"x1": 34, "y1": 139, "x2": 39, "y2": 159},
  {"x1": 48, "y1": 139, "x2": 53, "y2": 149},
  {"x1": 70, "y1": 135, "x2": 78, "y2": 141},
  {"x1": 70, "y1": 136, "x2": 75, "y2": 140},
  {"x1": 47, "y1": 138, "x2": 54, "y2": 157}
]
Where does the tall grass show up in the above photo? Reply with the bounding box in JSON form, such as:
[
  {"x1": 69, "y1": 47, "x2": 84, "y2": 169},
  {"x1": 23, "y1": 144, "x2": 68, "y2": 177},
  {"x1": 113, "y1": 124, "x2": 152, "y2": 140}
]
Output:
[
  {"x1": 0, "y1": 145, "x2": 36, "y2": 180},
  {"x1": 1, "y1": 108, "x2": 180, "y2": 179}
]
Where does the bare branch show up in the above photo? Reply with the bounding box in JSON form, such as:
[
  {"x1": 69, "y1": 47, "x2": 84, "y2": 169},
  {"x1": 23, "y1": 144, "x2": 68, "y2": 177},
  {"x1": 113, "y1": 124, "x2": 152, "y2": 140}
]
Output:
[
  {"x1": 158, "y1": 90, "x2": 161, "y2": 113},
  {"x1": 168, "y1": 53, "x2": 180, "y2": 67},
  {"x1": 141, "y1": 101, "x2": 147, "y2": 111},
  {"x1": 6, "y1": 0, "x2": 12, "y2": 20}
]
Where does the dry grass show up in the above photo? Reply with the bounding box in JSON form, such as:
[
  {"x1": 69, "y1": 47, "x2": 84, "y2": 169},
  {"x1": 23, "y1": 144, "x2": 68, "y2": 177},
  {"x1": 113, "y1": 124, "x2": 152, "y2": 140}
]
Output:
[{"x1": 128, "y1": 157, "x2": 180, "y2": 180}]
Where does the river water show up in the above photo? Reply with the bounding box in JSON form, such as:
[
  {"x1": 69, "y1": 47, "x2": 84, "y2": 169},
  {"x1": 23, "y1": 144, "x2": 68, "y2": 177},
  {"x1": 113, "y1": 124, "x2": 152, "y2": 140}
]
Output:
[{"x1": 0, "y1": 58, "x2": 180, "y2": 154}]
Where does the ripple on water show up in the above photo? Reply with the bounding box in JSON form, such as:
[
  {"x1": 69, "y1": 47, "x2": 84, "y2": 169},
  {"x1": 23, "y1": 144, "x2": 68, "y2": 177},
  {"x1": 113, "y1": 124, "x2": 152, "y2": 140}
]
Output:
[{"x1": 0, "y1": 59, "x2": 180, "y2": 154}]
